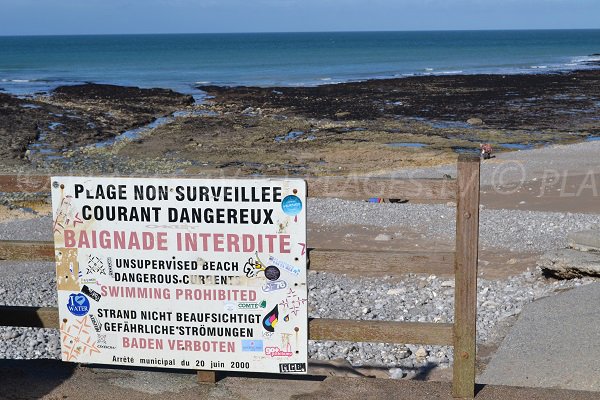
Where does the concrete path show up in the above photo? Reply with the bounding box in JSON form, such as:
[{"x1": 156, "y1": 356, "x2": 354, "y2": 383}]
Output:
[{"x1": 479, "y1": 282, "x2": 600, "y2": 391}]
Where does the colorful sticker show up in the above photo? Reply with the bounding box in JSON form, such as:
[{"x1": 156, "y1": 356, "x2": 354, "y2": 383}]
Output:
[
  {"x1": 282, "y1": 195, "x2": 302, "y2": 222},
  {"x1": 241, "y1": 339, "x2": 264, "y2": 352},
  {"x1": 262, "y1": 305, "x2": 279, "y2": 332},
  {"x1": 67, "y1": 293, "x2": 90, "y2": 316}
]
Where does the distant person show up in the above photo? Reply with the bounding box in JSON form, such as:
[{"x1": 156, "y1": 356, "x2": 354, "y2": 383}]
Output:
[{"x1": 480, "y1": 143, "x2": 493, "y2": 159}]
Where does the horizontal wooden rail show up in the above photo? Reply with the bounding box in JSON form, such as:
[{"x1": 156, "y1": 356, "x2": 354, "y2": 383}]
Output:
[
  {"x1": 0, "y1": 174, "x2": 456, "y2": 201},
  {"x1": 309, "y1": 248, "x2": 454, "y2": 275},
  {"x1": 0, "y1": 175, "x2": 51, "y2": 193},
  {"x1": 0, "y1": 306, "x2": 453, "y2": 346},
  {"x1": 0, "y1": 241, "x2": 455, "y2": 276},
  {"x1": 309, "y1": 318, "x2": 453, "y2": 346},
  {"x1": 0, "y1": 306, "x2": 59, "y2": 329},
  {"x1": 0, "y1": 240, "x2": 55, "y2": 260}
]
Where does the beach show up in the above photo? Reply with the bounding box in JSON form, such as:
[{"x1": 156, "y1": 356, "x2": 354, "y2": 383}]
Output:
[
  {"x1": 2, "y1": 137, "x2": 600, "y2": 389},
  {"x1": 1, "y1": 61, "x2": 600, "y2": 396}
]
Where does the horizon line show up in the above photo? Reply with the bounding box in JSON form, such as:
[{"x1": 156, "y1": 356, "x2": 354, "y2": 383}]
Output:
[{"x1": 2, "y1": 27, "x2": 600, "y2": 38}]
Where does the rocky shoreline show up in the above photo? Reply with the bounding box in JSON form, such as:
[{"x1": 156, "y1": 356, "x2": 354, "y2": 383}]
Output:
[
  {"x1": 0, "y1": 84, "x2": 193, "y2": 169},
  {"x1": 1, "y1": 70, "x2": 599, "y2": 177}
]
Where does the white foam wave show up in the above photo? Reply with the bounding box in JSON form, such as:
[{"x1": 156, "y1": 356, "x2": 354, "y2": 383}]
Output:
[
  {"x1": 530, "y1": 65, "x2": 548, "y2": 69},
  {"x1": 571, "y1": 55, "x2": 600, "y2": 64}
]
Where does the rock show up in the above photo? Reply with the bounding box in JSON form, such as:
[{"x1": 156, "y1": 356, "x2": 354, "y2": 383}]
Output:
[
  {"x1": 1, "y1": 331, "x2": 20, "y2": 340},
  {"x1": 538, "y1": 249, "x2": 600, "y2": 279},
  {"x1": 568, "y1": 230, "x2": 600, "y2": 251},
  {"x1": 466, "y1": 117, "x2": 483, "y2": 125},
  {"x1": 386, "y1": 288, "x2": 406, "y2": 295},
  {"x1": 389, "y1": 368, "x2": 405, "y2": 379},
  {"x1": 374, "y1": 234, "x2": 392, "y2": 241},
  {"x1": 415, "y1": 346, "x2": 428, "y2": 361}
]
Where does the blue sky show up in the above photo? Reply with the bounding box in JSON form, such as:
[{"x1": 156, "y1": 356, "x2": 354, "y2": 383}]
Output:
[{"x1": 1, "y1": 0, "x2": 599, "y2": 35}]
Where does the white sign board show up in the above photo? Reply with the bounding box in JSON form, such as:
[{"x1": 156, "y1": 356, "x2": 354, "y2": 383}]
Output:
[{"x1": 51, "y1": 176, "x2": 307, "y2": 374}]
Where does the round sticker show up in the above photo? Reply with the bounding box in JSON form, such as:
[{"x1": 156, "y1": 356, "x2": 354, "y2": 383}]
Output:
[
  {"x1": 67, "y1": 293, "x2": 90, "y2": 317},
  {"x1": 282, "y1": 195, "x2": 302, "y2": 216},
  {"x1": 264, "y1": 265, "x2": 281, "y2": 281}
]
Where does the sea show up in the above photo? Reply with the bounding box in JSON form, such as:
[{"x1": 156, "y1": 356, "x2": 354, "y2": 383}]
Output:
[{"x1": 1, "y1": 30, "x2": 599, "y2": 97}]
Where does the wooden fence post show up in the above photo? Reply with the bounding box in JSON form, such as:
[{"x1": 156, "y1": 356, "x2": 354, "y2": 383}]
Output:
[
  {"x1": 452, "y1": 154, "x2": 480, "y2": 399},
  {"x1": 197, "y1": 370, "x2": 217, "y2": 384}
]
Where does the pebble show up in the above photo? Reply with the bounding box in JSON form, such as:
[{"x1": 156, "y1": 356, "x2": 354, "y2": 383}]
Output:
[
  {"x1": 415, "y1": 346, "x2": 428, "y2": 360},
  {"x1": 374, "y1": 234, "x2": 392, "y2": 241},
  {"x1": 389, "y1": 368, "x2": 405, "y2": 379}
]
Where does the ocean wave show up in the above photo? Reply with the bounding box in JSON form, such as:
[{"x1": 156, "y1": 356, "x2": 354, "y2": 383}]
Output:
[
  {"x1": 194, "y1": 81, "x2": 211, "y2": 84},
  {"x1": 571, "y1": 55, "x2": 600, "y2": 64},
  {"x1": 320, "y1": 77, "x2": 332, "y2": 81},
  {"x1": 530, "y1": 65, "x2": 548, "y2": 69},
  {"x1": 1, "y1": 78, "x2": 53, "y2": 83}
]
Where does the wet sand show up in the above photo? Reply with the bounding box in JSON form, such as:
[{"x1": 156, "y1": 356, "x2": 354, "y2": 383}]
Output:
[{"x1": 482, "y1": 172, "x2": 600, "y2": 213}]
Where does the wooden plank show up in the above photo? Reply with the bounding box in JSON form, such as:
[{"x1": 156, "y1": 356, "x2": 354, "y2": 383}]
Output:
[
  {"x1": 0, "y1": 175, "x2": 50, "y2": 193},
  {"x1": 0, "y1": 241, "x2": 455, "y2": 277},
  {"x1": 0, "y1": 174, "x2": 456, "y2": 201},
  {"x1": 308, "y1": 176, "x2": 456, "y2": 201},
  {"x1": 452, "y1": 154, "x2": 480, "y2": 399},
  {"x1": 0, "y1": 306, "x2": 453, "y2": 346},
  {"x1": 309, "y1": 318, "x2": 454, "y2": 346},
  {"x1": 0, "y1": 306, "x2": 59, "y2": 329},
  {"x1": 197, "y1": 370, "x2": 217, "y2": 384},
  {"x1": 308, "y1": 248, "x2": 454, "y2": 275},
  {"x1": 0, "y1": 240, "x2": 55, "y2": 261}
]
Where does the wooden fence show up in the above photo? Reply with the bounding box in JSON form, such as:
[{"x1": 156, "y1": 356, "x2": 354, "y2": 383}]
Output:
[{"x1": 0, "y1": 154, "x2": 480, "y2": 399}]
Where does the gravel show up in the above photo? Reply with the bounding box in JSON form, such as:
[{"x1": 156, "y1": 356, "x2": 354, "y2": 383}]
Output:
[
  {"x1": 0, "y1": 261, "x2": 59, "y2": 360},
  {"x1": 0, "y1": 215, "x2": 53, "y2": 241},
  {"x1": 307, "y1": 198, "x2": 600, "y2": 253},
  {"x1": 306, "y1": 270, "x2": 596, "y2": 376},
  {"x1": 0, "y1": 259, "x2": 597, "y2": 378}
]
